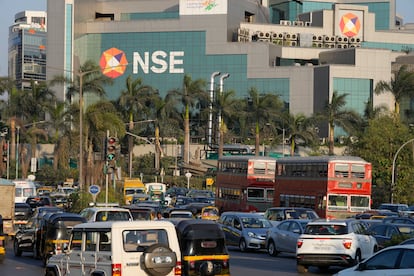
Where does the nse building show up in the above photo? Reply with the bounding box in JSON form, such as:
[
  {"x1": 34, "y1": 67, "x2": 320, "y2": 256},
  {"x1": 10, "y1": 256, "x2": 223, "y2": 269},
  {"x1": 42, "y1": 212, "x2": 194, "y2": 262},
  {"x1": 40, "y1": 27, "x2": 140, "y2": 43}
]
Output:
[{"x1": 46, "y1": 0, "x2": 414, "y2": 133}]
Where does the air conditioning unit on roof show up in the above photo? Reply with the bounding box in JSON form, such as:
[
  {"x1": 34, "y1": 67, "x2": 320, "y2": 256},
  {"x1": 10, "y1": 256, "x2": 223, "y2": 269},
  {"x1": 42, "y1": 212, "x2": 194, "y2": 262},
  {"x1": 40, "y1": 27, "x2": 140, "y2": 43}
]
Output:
[
  {"x1": 305, "y1": 22, "x2": 311, "y2": 26},
  {"x1": 271, "y1": 32, "x2": 278, "y2": 39},
  {"x1": 280, "y1": 20, "x2": 291, "y2": 26},
  {"x1": 258, "y1": 31, "x2": 266, "y2": 38},
  {"x1": 293, "y1": 21, "x2": 304, "y2": 26},
  {"x1": 337, "y1": 43, "x2": 348, "y2": 49}
]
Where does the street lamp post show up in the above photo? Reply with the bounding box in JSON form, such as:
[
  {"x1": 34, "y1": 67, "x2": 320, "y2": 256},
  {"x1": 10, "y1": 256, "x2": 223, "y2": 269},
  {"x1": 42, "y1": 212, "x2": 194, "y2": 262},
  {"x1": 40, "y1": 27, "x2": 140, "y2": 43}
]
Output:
[
  {"x1": 185, "y1": 171, "x2": 192, "y2": 190},
  {"x1": 15, "y1": 126, "x2": 20, "y2": 179},
  {"x1": 391, "y1": 138, "x2": 414, "y2": 204}
]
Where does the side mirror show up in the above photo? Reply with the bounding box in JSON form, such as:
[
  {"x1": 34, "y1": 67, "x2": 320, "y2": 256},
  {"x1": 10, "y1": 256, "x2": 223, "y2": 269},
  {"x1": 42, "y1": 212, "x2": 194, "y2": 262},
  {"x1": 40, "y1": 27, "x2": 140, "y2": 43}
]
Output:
[{"x1": 356, "y1": 262, "x2": 366, "y2": 271}]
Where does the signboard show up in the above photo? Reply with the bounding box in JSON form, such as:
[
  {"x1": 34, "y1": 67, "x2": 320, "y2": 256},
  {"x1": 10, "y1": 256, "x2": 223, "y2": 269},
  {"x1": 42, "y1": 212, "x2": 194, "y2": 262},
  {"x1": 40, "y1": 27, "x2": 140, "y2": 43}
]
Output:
[
  {"x1": 89, "y1": 185, "x2": 100, "y2": 195},
  {"x1": 179, "y1": 0, "x2": 228, "y2": 15}
]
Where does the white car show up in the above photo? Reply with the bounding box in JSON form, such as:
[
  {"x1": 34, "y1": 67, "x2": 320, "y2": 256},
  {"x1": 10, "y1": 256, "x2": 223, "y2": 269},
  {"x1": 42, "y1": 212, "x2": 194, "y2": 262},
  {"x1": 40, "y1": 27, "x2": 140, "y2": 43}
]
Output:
[
  {"x1": 334, "y1": 244, "x2": 414, "y2": 275},
  {"x1": 79, "y1": 206, "x2": 133, "y2": 222},
  {"x1": 296, "y1": 219, "x2": 378, "y2": 273},
  {"x1": 45, "y1": 220, "x2": 181, "y2": 276}
]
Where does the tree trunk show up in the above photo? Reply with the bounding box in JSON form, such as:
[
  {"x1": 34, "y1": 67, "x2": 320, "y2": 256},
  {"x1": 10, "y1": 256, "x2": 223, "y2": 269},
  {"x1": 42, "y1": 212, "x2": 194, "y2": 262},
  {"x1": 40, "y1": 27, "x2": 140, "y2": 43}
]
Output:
[
  {"x1": 255, "y1": 123, "x2": 260, "y2": 156},
  {"x1": 183, "y1": 105, "x2": 190, "y2": 164},
  {"x1": 328, "y1": 124, "x2": 335, "y2": 155}
]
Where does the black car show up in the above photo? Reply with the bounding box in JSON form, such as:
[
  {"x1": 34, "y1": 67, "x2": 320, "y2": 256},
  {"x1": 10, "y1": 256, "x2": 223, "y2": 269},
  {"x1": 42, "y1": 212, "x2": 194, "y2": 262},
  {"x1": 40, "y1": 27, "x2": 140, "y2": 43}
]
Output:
[
  {"x1": 367, "y1": 223, "x2": 414, "y2": 249},
  {"x1": 26, "y1": 196, "x2": 54, "y2": 212},
  {"x1": 14, "y1": 203, "x2": 32, "y2": 222},
  {"x1": 14, "y1": 206, "x2": 63, "y2": 258},
  {"x1": 263, "y1": 207, "x2": 320, "y2": 222}
]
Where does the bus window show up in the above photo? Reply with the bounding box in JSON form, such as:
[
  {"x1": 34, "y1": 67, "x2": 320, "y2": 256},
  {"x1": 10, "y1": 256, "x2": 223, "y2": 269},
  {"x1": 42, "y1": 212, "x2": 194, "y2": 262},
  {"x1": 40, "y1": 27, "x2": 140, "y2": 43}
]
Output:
[
  {"x1": 247, "y1": 188, "x2": 264, "y2": 201},
  {"x1": 328, "y1": 195, "x2": 347, "y2": 210}
]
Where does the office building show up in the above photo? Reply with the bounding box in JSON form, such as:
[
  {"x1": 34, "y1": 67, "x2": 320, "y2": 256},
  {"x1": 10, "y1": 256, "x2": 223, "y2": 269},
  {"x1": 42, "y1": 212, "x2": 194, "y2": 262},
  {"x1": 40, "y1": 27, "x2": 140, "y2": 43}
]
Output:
[
  {"x1": 9, "y1": 11, "x2": 47, "y2": 90},
  {"x1": 46, "y1": 0, "x2": 414, "y2": 139}
]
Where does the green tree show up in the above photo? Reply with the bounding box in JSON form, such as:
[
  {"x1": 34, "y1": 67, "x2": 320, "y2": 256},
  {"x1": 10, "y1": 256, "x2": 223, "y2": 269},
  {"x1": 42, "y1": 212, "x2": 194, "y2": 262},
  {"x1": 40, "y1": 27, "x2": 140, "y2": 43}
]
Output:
[
  {"x1": 116, "y1": 75, "x2": 157, "y2": 176},
  {"x1": 375, "y1": 65, "x2": 414, "y2": 116},
  {"x1": 84, "y1": 100, "x2": 125, "y2": 185},
  {"x1": 215, "y1": 90, "x2": 237, "y2": 157},
  {"x1": 281, "y1": 112, "x2": 319, "y2": 156},
  {"x1": 166, "y1": 74, "x2": 207, "y2": 164},
  {"x1": 244, "y1": 88, "x2": 283, "y2": 155},
  {"x1": 349, "y1": 115, "x2": 414, "y2": 205},
  {"x1": 316, "y1": 91, "x2": 361, "y2": 155}
]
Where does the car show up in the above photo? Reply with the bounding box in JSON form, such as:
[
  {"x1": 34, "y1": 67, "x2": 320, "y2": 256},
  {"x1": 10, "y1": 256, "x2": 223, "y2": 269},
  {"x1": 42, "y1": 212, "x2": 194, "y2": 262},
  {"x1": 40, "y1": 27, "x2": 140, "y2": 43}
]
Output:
[
  {"x1": 366, "y1": 223, "x2": 414, "y2": 249},
  {"x1": 122, "y1": 205, "x2": 156, "y2": 220},
  {"x1": 355, "y1": 209, "x2": 399, "y2": 219},
  {"x1": 382, "y1": 216, "x2": 414, "y2": 224},
  {"x1": 265, "y1": 219, "x2": 310, "y2": 256},
  {"x1": 333, "y1": 244, "x2": 414, "y2": 276},
  {"x1": 169, "y1": 210, "x2": 194, "y2": 219},
  {"x1": 218, "y1": 211, "x2": 272, "y2": 252},
  {"x1": 25, "y1": 195, "x2": 54, "y2": 212},
  {"x1": 263, "y1": 207, "x2": 319, "y2": 225},
  {"x1": 14, "y1": 206, "x2": 64, "y2": 259},
  {"x1": 378, "y1": 203, "x2": 414, "y2": 217},
  {"x1": 14, "y1": 202, "x2": 32, "y2": 225},
  {"x1": 296, "y1": 219, "x2": 378, "y2": 273},
  {"x1": 45, "y1": 220, "x2": 181, "y2": 276},
  {"x1": 79, "y1": 206, "x2": 133, "y2": 222},
  {"x1": 400, "y1": 237, "x2": 414, "y2": 245}
]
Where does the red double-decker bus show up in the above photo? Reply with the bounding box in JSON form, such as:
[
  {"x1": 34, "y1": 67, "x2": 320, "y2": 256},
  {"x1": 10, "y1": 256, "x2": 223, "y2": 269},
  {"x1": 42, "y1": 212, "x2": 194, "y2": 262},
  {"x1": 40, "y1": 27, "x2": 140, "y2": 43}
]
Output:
[
  {"x1": 215, "y1": 156, "x2": 276, "y2": 212},
  {"x1": 274, "y1": 156, "x2": 372, "y2": 219}
]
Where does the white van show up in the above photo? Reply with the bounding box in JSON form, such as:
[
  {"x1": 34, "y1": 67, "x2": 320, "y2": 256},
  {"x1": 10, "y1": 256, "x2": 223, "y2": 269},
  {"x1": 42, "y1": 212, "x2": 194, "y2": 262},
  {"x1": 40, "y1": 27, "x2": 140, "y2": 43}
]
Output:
[
  {"x1": 13, "y1": 180, "x2": 37, "y2": 203},
  {"x1": 46, "y1": 220, "x2": 182, "y2": 276}
]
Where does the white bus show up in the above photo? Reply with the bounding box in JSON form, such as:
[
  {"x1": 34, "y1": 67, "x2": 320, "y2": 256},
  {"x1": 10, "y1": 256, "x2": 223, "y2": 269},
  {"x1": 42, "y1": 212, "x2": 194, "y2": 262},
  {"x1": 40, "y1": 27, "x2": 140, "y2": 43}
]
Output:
[{"x1": 14, "y1": 180, "x2": 37, "y2": 203}]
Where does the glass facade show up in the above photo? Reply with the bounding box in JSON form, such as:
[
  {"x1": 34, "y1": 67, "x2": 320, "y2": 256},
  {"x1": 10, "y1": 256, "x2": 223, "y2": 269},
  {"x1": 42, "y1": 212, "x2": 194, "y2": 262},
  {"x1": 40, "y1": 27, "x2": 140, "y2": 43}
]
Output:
[
  {"x1": 333, "y1": 77, "x2": 373, "y2": 136},
  {"x1": 8, "y1": 28, "x2": 46, "y2": 90},
  {"x1": 76, "y1": 31, "x2": 290, "y2": 104},
  {"x1": 354, "y1": 2, "x2": 390, "y2": 30}
]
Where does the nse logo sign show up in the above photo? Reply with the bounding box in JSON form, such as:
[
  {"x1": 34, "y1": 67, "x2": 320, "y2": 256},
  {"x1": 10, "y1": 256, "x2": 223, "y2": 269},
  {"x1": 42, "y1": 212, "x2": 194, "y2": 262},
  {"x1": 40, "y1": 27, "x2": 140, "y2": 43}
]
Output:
[{"x1": 100, "y1": 47, "x2": 184, "y2": 79}]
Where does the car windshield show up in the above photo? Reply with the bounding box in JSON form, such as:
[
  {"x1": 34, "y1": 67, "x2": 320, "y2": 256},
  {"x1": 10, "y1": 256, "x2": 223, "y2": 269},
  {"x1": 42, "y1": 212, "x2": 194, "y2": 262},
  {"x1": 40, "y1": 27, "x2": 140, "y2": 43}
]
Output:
[
  {"x1": 241, "y1": 217, "x2": 271, "y2": 228},
  {"x1": 305, "y1": 224, "x2": 348, "y2": 235}
]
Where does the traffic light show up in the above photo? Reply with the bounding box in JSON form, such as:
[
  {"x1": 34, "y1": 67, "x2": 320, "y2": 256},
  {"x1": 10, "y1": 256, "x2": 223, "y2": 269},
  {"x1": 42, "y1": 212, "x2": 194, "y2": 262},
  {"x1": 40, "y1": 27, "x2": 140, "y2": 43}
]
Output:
[{"x1": 106, "y1": 137, "x2": 118, "y2": 162}]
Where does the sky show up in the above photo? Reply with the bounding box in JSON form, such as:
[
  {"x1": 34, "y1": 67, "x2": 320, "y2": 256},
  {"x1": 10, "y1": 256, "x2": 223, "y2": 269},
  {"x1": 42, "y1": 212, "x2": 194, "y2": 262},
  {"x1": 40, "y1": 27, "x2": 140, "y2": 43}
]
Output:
[{"x1": 0, "y1": 0, "x2": 413, "y2": 76}]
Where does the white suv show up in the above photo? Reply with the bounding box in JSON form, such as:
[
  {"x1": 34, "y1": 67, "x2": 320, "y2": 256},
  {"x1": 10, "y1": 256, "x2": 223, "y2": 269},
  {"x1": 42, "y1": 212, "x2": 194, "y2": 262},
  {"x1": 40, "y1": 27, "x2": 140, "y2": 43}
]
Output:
[
  {"x1": 79, "y1": 206, "x2": 133, "y2": 222},
  {"x1": 45, "y1": 221, "x2": 182, "y2": 276},
  {"x1": 296, "y1": 219, "x2": 378, "y2": 273}
]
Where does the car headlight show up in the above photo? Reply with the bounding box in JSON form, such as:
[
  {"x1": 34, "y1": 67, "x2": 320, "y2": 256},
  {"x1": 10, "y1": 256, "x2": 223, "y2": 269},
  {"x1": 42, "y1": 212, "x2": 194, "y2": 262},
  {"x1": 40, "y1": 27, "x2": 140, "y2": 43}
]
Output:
[{"x1": 247, "y1": 231, "x2": 257, "y2": 238}]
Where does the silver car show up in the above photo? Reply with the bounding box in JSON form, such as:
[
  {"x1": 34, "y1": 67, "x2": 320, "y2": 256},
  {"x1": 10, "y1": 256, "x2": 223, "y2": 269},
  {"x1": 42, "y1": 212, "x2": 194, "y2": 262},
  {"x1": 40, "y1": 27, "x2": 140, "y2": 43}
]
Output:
[
  {"x1": 265, "y1": 219, "x2": 310, "y2": 256},
  {"x1": 218, "y1": 212, "x2": 272, "y2": 252}
]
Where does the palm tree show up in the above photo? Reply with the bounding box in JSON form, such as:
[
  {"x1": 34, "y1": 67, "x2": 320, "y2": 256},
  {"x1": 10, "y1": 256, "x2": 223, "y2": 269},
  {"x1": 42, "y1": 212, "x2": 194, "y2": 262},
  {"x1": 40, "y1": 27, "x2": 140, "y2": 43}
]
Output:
[
  {"x1": 84, "y1": 100, "x2": 125, "y2": 184},
  {"x1": 215, "y1": 90, "x2": 236, "y2": 157},
  {"x1": 280, "y1": 112, "x2": 319, "y2": 156},
  {"x1": 116, "y1": 75, "x2": 157, "y2": 175},
  {"x1": 316, "y1": 91, "x2": 361, "y2": 155},
  {"x1": 375, "y1": 65, "x2": 414, "y2": 116},
  {"x1": 244, "y1": 88, "x2": 283, "y2": 156},
  {"x1": 166, "y1": 74, "x2": 207, "y2": 164}
]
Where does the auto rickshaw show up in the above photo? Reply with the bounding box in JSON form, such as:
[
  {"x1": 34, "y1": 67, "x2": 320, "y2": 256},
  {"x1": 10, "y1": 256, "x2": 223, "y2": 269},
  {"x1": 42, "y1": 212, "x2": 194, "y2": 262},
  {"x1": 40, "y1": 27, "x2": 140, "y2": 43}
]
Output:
[
  {"x1": 175, "y1": 219, "x2": 230, "y2": 276},
  {"x1": 0, "y1": 215, "x2": 5, "y2": 263},
  {"x1": 201, "y1": 206, "x2": 220, "y2": 221},
  {"x1": 39, "y1": 212, "x2": 87, "y2": 265}
]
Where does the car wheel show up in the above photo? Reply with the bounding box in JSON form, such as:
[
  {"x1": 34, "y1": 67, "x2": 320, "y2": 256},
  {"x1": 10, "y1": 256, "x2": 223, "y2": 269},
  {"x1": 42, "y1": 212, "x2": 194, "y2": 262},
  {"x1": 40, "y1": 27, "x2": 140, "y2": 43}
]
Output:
[
  {"x1": 267, "y1": 240, "x2": 279, "y2": 256},
  {"x1": 33, "y1": 242, "x2": 39, "y2": 259},
  {"x1": 354, "y1": 250, "x2": 362, "y2": 264},
  {"x1": 297, "y1": 264, "x2": 308, "y2": 273},
  {"x1": 239, "y1": 238, "x2": 247, "y2": 252},
  {"x1": 45, "y1": 268, "x2": 57, "y2": 276},
  {"x1": 14, "y1": 238, "x2": 22, "y2": 257}
]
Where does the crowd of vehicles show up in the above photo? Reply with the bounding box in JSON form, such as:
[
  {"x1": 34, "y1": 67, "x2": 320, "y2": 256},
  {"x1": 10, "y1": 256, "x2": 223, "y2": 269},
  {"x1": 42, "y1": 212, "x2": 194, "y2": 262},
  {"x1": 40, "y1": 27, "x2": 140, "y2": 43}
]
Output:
[{"x1": 3, "y1": 154, "x2": 414, "y2": 275}]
